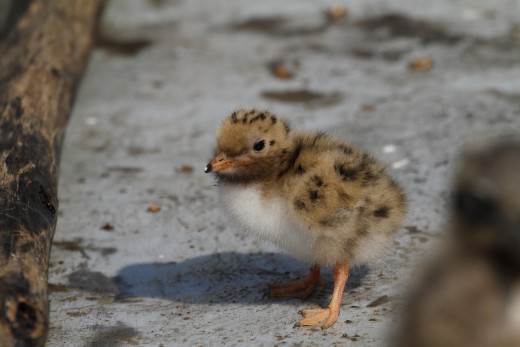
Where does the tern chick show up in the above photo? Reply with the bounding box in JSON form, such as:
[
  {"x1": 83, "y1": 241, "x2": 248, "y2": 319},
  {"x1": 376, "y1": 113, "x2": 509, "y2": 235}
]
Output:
[{"x1": 205, "y1": 109, "x2": 407, "y2": 328}]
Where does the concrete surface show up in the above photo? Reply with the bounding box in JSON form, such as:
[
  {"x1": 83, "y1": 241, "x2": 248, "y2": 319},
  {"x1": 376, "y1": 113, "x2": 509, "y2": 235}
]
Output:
[{"x1": 46, "y1": 0, "x2": 520, "y2": 346}]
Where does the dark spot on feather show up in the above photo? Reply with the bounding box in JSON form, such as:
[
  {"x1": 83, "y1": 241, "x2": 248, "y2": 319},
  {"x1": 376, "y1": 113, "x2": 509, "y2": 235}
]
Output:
[
  {"x1": 247, "y1": 110, "x2": 256, "y2": 115},
  {"x1": 374, "y1": 206, "x2": 390, "y2": 218},
  {"x1": 361, "y1": 153, "x2": 376, "y2": 169},
  {"x1": 311, "y1": 175, "x2": 324, "y2": 187},
  {"x1": 294, "y1": 199, "x2": 306, "y2": 210},
  {"x1": 309, "y1": 190, "x2": 320, "y2": 201},
  {"x1": 242, "y1": 113, "x2": 249, "y2": 123},
  {"x1": 338, "y1": 144, "x2": 353, "y2": 155},
  {"x1": 335, "y1": 162, "x2": 359, "y2": 181},
  {"x1": 338, "y1": 191, "x2": 351, "y2": 202},
  {"x1": 278, "y1": 142, "x2": 302, "y2": 177},
  {"x1": 295, "y1": 164, "x2": 305, "y2": 175},
  {"x1": 270, "y1": 116, "x2": 277, "y2": 124},
  {"x1": 269, "y1": 140, "x2": 276, "y2": 146},
  {"x1": 311, "y1": 132, "x2": 326, "y2": 146},
  {"x1": 283, "y1": 121, "x2": 291, "y2": 133},
  {"x1": 250, "y1": 113, "x2": 266, "y2": 123},
  {"x1": 363, "y1": 169, "x2": 381, "y2": 185},
  {"x1": 319, "y1": 218, "x2": 336, "y2": 227},
  {"x1": 231, "y1": 112, "x2": 238, "y2": 123}
]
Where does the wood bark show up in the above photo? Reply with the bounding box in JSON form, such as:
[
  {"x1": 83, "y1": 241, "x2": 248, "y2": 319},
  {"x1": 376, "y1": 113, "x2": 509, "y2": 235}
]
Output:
[
  {"x1": 0, "y1": 1, "x2": 106, "y2": 345},
  {"x1": 0, "y1": 0, "x2": 32, "y2": 39}
]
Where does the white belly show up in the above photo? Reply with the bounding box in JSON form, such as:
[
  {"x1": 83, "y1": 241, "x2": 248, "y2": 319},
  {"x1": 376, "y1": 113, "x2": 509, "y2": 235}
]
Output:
[{"x1": 219, "y1": 184, "x2": 315, "y2": 261}]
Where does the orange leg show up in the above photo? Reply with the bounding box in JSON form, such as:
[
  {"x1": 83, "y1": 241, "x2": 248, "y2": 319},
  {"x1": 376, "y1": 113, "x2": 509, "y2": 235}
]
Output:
[
  {"x1": 268, "y1": 264, "x2": 324, "y2": 299},
  {"x1": 297, "y1": 261, "x2": 349, "y2": 329}
]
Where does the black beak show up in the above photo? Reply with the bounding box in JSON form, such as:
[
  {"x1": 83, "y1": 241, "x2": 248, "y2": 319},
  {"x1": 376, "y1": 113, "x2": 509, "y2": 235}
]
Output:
[{"x1": 204, "y1": 163, "x2": 212, "y2": 173}]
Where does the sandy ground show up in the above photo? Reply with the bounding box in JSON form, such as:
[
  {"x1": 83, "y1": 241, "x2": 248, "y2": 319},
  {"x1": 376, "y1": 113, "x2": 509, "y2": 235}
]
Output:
[{"x1": 40, "y1": 0, "x2": 520, "y2": 346}]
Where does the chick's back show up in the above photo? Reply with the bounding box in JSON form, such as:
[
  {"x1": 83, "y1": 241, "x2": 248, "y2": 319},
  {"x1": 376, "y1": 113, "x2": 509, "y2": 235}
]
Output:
[{"x1": 279, "y1": 132, "x2": 407, "y2": 266}]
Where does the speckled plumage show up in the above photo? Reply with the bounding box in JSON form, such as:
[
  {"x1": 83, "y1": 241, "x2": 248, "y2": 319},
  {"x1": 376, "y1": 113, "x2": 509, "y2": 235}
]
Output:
[{"x1": 206, "y1": 109, "x2": 407, "y2": 328}]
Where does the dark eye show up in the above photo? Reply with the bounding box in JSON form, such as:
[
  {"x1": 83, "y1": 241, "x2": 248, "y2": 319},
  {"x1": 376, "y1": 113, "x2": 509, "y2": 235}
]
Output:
[{"x1": 253, "y1": 140, "x2": 265, "y2": 152}]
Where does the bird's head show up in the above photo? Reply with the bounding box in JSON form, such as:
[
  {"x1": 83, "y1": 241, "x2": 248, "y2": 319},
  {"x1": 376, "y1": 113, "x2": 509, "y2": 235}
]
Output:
[
  {"x1": 205, "y1": 109, "x2": 294, "y2": 183},
  {"x1": 453, "y1": 140, "x2": 520, "y2": 269}
]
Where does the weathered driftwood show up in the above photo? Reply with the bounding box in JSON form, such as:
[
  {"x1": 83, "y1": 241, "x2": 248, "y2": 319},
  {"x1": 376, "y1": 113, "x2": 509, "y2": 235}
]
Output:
[
  {"x1": 0, "y1": 1, "x2": 105, "y2": 345},
  {"x1": 0, "y1": 0, "x2": 32, "y2": 40}
]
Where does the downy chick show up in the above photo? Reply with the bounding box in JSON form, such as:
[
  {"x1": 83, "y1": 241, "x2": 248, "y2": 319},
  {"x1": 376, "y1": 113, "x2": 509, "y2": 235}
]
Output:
[{"x1": 205, "y1": 109, "x2": 407, "y2": 328}]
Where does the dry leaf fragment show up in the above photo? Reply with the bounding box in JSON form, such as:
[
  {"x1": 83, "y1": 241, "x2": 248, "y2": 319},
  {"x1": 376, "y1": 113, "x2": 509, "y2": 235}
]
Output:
[
  {"x1": 177, "y1": 164, "x2": 194, "y2": 173},
  {"x1": 269, "y1": 61, "x2": 294, "y2": 79},
  {"x1": 101, "y1": 223, "x2": 114, "y2": 231},
  {"x1": 147, "y1": 204, "x2": 161, "y2": 213},
  {"x1": 327, "y1": 5, "x2": 348, "y2": 20},
  {"x1": 408, "y1": 57, "x2": 433, "y2": 71},
  {"x1": 362, "y1": 103, "x2": 375, "y2": 112}
]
